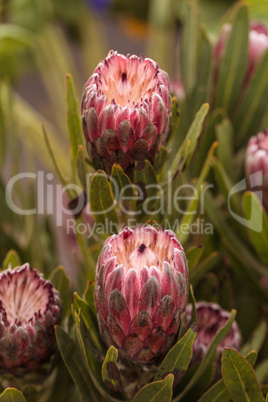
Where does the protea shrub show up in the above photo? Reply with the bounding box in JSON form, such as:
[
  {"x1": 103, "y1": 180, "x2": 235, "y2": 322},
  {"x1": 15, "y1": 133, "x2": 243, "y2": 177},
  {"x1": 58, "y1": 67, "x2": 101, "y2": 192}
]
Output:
[
  {"x1": 245, "y1": 129, "x2": 268, "y2": 211},
  {"x1": 0, "y1": 264, "x2": 61, "y2": 374},
  {"x1": 214, "y1": 21, "x2": 268, "y2": 84},
  {"x1": 81, "y1": 51, "x2": 171, "y2": 174},
  {"x1": 185, "y1": 302, "x2": 241, "y2": 365},
  {"x1": 94, "y1": 225, "x2": 188, "y2": 365}
]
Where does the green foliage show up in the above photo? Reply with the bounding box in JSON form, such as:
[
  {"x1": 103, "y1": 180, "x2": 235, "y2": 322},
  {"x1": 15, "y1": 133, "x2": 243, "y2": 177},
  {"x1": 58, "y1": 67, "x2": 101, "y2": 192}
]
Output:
[{"x1": 1, "y1": 0, "x2": 268, "y2": 400}]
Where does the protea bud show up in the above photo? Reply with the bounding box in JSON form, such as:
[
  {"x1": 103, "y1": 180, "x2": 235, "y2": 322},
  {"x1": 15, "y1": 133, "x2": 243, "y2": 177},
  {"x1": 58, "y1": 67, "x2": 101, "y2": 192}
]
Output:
[
  {"x1": 0, "y1": 264, "x2": 61, "y2": 374},
  {"x1": 94, "y1": 225, "x2": 188, "y2": 365},
  {"x1": 185, "y1": 302, "x2": 241, "y2": 364},
  {"x1": 245, "y1": 129, "x2": 268, "y2": 211},
  {"x1": 214, "y1": 21, "x2": 268, "y2": 85},
  {"x1": 81, "y1": 51, "x2": 171, "y2": 174}
]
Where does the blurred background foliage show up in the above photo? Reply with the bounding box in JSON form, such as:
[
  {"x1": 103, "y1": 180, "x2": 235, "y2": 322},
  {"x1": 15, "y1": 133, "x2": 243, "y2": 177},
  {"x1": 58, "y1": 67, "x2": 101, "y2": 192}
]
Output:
[{"x1": 0, "y1": 0, "x2": 268, "y2": 399}]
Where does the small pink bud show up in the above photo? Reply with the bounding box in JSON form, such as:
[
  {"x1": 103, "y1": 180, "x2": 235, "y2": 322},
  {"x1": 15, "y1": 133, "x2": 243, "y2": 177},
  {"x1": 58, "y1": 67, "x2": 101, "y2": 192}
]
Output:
[
  {"x1": 214, "y1": 21, "x2": 268, "y2": 85},
  {"x1": 185, "y1": 302, "x2": 241, "y2": 364},
  {"x1": 245, "y1": 129, "x2": 268, "y2": 211}
]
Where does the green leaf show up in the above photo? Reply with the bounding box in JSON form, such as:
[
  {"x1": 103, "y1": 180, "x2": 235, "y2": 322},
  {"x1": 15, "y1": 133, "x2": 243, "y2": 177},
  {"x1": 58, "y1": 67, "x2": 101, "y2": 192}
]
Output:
[
  {"x1": 181, "y1": 0, "x2": 199, "y2": 95},
  {"x1": 196, "y1": 108, "x2": 226, "y2": 175},
  {"x1": 188, "y1": 285, "x2": 197, "y2": 326},
  {"x1": 84, "y1": 281, "x2": 96, "y2": 315},
  {"x1": 190, "y1": 252, "x2": 221, "y2": 287},
  {"x1": 153, "y1": 146, "x2": 169, "y2": 174},
  {"x1": 244, "y1": 351, "x2": 258, "y2": 368},
  {"x1": 241, "y1": 320, "x2": 267, "y2": 356},
  {"x1": 191, "y1": 27, "x2": 212, "y2": 116},
  {"x1": 155, "y1": 326, "x2": 196, "y2": 384},
  {"x1": 204, "y1": 191, "x2": 268, "y2": 296},
  {"x1": 2, "y1": 250, "x2": 21, "y2": 270},
  {"x1": 171, "y1": 103, "x2": 209, "y2": 171},
  {"x1": 49, "y1": 265, "x2": 71, "y2": 319},
  {"x1": 111, "y1": 164, "x2": 133, "y2": 200},
  {"x1": 55, "y1": 326, "x2": 98, "y2": 402},
  {"x1": 90, "y1": 170, "x2": 118, "y2": 229},
  {"x1": 42, "y1": 122, "x2": 70, "y2": 195},
  {"x1": 72, "y1": 292, "x2": 102, "y2": 352},
  {"x1": 0, "y1": 388, "x2": 25, "y2": 402},
  {"x1": 133, "y1": 374, "x2": 174, "y2": 402},
  {"x1": 65, "y1": 73, "x2": 84, "y2": 166},
  {"x1": 242, "y1": 192, "x2": 268, "y2": 264},
  {"x1": 222, "y1": 348, "x2": 263, "y2": 402},
  {"x1": 102, "y1": 346, "x2": 123, "y2": 392},
  {"x1": 198, "y1": 351, "x2": 258, "y2": 402},
  {"x1": 178, "y1": 364, "x2": 215, "y2": 402},
  {"x1": 76, "y1": 146, "x2": 88, "y2": 190},
  {"x1": 198, "y1": 379, "x2": 229, "y2": 402},
  {"x1": 255, "y1": 359, "x2": 268, "y2": 384},
  {"x1": 215, "y1": 4, "x2": 249, "y2": 113},
  {"x1": 174, "y1": 310, "x2": 236, "y2": 401},
  {"x1": 234, "y1": 51, "x2": 268, "y2": 145},
  {"x1": 134, "y1": 160, "x2": 158, "y2": 218},
  {"x1": 186, "y1": 245, "x2": 204, "y2": 271},
  {"x1": 216, "y1": 118, "x2": 234, "y2": 178}
]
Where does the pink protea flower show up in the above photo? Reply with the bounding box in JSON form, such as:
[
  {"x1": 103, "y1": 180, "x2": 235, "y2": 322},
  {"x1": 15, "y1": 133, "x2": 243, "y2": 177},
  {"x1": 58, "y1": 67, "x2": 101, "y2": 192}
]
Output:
[
  {"x1": 214, "y1": 21, "x2": 268, "y2": 85},
  {"x1": 245, "y1": 129, "x2": 268, "y2": 211},
  {"x1": 185, "y1": 302, "x2": 241, "y2": 365},
  {"x1": 81, "y1": 51, "x2": 171, "y2": 174},
  {"x1": 94, "y1": 225, "x2": 188, "y2": 365},
  {"x1": 0, "y1": 264, "x2": 61, "y2": 374}
]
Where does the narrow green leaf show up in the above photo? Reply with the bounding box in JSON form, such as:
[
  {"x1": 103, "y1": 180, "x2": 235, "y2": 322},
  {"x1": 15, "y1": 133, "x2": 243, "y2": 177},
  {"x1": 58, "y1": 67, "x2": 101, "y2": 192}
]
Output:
[
  {"x1": 222, "y1": 348, "x2": 263, "y2": 402},
  {"x1": 155, "y1": 327, "x2": 196, "y2": 384},
  {"x1": 111, "y1": 164, "x2": 133, "y2": 201},
  {"x1": 190, "y1": 252, "x2": 221, "y2": 287},
  {"x1": 191, "y1": 27, "x2": 212, "y2": 116},
  {"x1": 55, "y1": 327, "x2": 96, "y2": 402},
  {"x1": 102, "y1": 346, "x2": 123, "y2": 392},
  {"x1": 255, "y1": 359, "x2": 268, "y2": 384},
  {"x1": 2, "y1": 250, "x2": 21, "y2": 270},
  {"x1": 204, "y1": 191, "x2": 268, "y2": 295},
  {"x1": 0, "y1": 388, "x2": 25, "y2": 402},
  {"x1": 177, "y1": 141, "x2": 217, "y2": 245},
  {"x1": 243, "y1": 192, "x2": 268, "y2": 264},
  {"x1": 241, "y1": 320, "x2": 267, "y2": 356},
  {"x1": 134, "y1": 160, "x2": 158, "y2": 218},
  {"x1": 72, "y1": 292, "x2": 102, "y2": 352},
  {"x1": 244, "y1": 351, "x2": 258, "y2": 368},
  {"x1": 174, "y1": 310, "x2": 236, "y2": 401},
  {"x1": 133, "y1": 374, "x2": 174, "y2": 402},
  {"x1": 65, "y1": 73, "x2": 84, "y2": 165},
  {"x1": 235, "y1": 51, "x2": 268, "y2": 145},
  {"x1": 171, "y1": 104, "x2": 209, "y2": 171},
  {"x1": 84, "y1": 281, "x2": 96, "y2": 315},
  {"x1": 216, "y1": 118, "x2": 234, "y2": 178},
  {"x1": 41, "y1": 122, "x2": 70, "y2": 195},
  {"x1": 186, "y1": 245, "x2": 204, "y2": 271},
  {"x1": 76, "y1": 146, "x2": 88, "y2": 190},
  {"x1": 181, "y1": 0, "x2": 199, "y2": 94},
  {"x1": 90, "y1": 170, "x2": 118, "y2": 229},
  {"x1": 196, "y1": 108, "x2": 226, "y2": 175},
  {"x1": 198, "y1": 350, "x2": 258, "y2": 402},
  {"x1": 198, "y1": 379, "x2": 229, "y2": 402},
  {"x1": 188, "y1": 285, "x2": 197, "y2": 327},
  {"x1": 49, "y1": 265, "x2": 71, "y2": 319},
  {"x1": 153, "y1": 146, "x2": 169, "y2": 174},
  {"x1": 215, "y1": 4, "x2": 249, "y2": 112}
]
